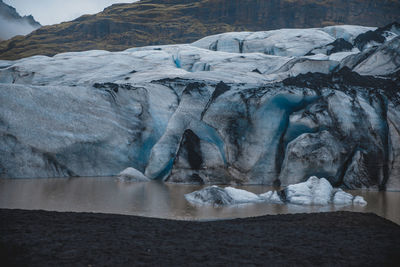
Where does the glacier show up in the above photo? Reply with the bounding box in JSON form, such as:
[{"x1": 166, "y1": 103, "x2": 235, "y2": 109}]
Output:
[{"x1": 0, "y1": 23, "x2": 400, "y2": 191}]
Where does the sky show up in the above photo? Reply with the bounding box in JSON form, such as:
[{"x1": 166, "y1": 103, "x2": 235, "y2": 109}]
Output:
[{"x1": 3, "y1": 0, "x2": 139, "y2": 25}]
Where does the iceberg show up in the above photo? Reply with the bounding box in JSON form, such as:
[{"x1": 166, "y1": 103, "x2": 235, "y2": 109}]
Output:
[
  {"x1": 332, "y1": 189, "x2": 354, "y2": 205},
  {"x1": 284, "y1": 176, "x2": 333, "y2": 205},
  {"x1": 224, "y1": 187, "x2": 262, "y2": 203},
  {"x1": 184, "y1": 186, "x2": 235, "y2": 206},
  {"x1": 185, "y1": 176, "x2": 367, "y2": 206},
  {"x1": 117, "y1": 167, "x2": 150, "y2": 182},
  {"x1": 353, "y1": 196, "x2": 367, "y2": 206},
  {"x1": 259, "y1": 191, "x2": 283, "y2": 203}
]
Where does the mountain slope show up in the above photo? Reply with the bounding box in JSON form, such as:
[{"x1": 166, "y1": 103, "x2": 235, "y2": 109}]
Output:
[
  {"x1": 0, "y1": 0, "x2": 41, "y2": 41},
  {"x1": 0, "y1": 0, "x2": 399, "y2": 60}
]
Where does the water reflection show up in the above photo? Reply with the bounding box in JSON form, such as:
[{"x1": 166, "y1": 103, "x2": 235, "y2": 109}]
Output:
[{"x1": 0, "y1": 177, "x2": 399, "y2": 224}]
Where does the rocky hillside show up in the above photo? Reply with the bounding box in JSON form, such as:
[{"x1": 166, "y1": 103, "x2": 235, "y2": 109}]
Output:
[
  {"x1": 0, "y1": 0, "x2": 399, "y2": 59},
  {"x1": 0, "y1": 24, "x2": 399, "y2": 190},
  {"x1": 0, "y1": 0, "x2": 41, "y2": 41}
]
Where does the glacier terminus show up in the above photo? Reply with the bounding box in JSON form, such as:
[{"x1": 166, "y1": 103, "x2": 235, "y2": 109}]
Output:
[{"x1": 0, "y1": 23, "x2": 400, "y2": 192}]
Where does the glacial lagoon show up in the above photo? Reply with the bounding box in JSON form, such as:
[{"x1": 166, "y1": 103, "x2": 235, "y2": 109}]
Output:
[{"x1": 1, "y1": 177, "x2": 399, "y2": 225}]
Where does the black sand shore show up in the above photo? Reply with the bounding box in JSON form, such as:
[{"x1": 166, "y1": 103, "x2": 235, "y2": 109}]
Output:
[{"x1": 1, "y1": 209, "x2": 400, "y2": 266}]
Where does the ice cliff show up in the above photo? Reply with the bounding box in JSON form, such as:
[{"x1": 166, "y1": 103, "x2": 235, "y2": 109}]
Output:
[{"x1": 0, "y1": 23, "x2": 399, "y2": 191}]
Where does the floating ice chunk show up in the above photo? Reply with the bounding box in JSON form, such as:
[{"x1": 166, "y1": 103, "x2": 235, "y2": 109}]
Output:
[
  {"x1": 117, "y1": 167, "x2": 150, "y2": 182},
  {"x1": 333, "y1": 188, "x2": 354, "y2": 205},
  {"x1": 224, "y1": 187, "x2": 261, "y2": 203},
  {"x1": 259, "y1": 191, "x2": 273, "y2": 199},
  {"x1": 285, "y1": 177, "x2": 367, "y2": 206},
  {"x1": 353, "y1": 196, "x2": 367, "y2": 206},
  {"x1": 270, "y1": 191, "x2": 282, "y2": 203},
  {"x1": 184, "y1": 186, "x2": 234, "y2": 206},
  {"x1": 185, "y1": 177, "x2": 367, "y2": 207},
  {"x1": 259, "y1": 191, "x2": 283, "y2": 203},
  {"x1": 185, "y1": 186, "x2": 281, "y2": 206},
  {"x1": 185, "y1": 186, "x2": 261, "y2": 206},
  {"x1": 313, "y1": 178, "x2": 334, "y2": 205},
  {"x1": 285, "y1": 176, "x2": 333, "y2": 205}
]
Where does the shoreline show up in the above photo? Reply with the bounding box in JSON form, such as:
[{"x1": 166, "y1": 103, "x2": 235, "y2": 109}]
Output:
[{"x1": 1, "y1": 209, "x2": 400, "y2": 266}]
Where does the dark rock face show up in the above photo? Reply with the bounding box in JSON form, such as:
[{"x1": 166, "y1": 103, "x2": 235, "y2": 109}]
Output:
[
  {"x1": 354, "y1": 30, "x2": 386, "y2": 51},
  {"x1": 328, "y1": 38, "x2": 354, "y2": 55},
  {"x1": 354, "y1": 22, "x2": 400, "y2": 50},
  {"x1": 307, "y1": 38, "x2": 354, "y2": 55},
  {"x1": 1, "y1": 0, "x2": 399, "y2": 59},
  {"x1": 283, "y1": 67, "x2": 400, "y2": 101}
]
